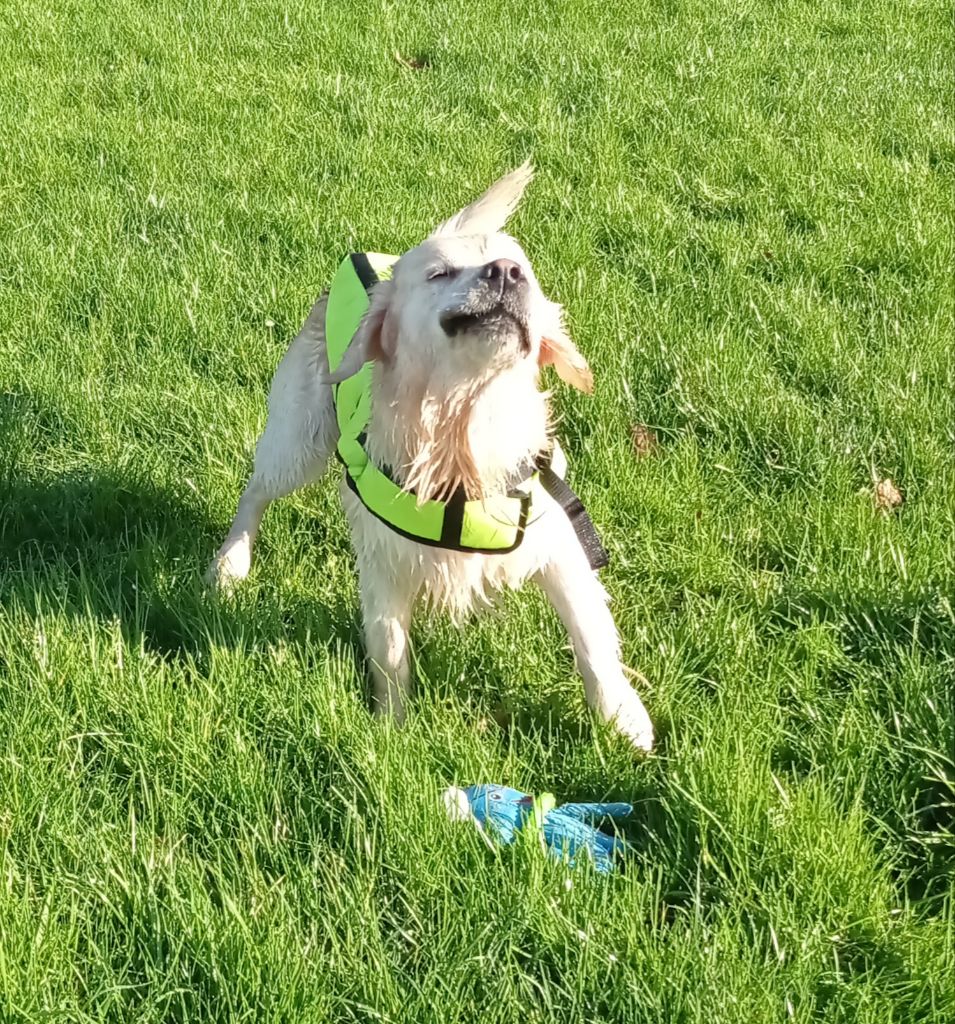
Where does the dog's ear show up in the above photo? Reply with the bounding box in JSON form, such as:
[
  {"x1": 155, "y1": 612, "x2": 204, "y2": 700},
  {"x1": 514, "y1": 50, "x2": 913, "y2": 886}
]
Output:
[
  {"x1": 430, "y1": 161, "x2": 534, "y2": 238},
  {"x1": 324, "y1": 280, "x2": 396, "y2": 383},
  {"x1": 539, "y1": 303, "x2": 593, "y2": 394}
]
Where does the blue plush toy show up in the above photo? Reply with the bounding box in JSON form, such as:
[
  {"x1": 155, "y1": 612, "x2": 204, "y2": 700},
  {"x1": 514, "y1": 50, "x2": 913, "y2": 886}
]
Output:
[{"x1": 443, "y1": 783, "x2": 632, "y2": 874}]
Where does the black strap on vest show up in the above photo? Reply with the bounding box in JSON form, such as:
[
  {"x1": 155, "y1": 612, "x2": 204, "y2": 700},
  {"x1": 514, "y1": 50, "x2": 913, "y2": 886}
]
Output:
[
  {"x1": 536, "y1": 453, "x2": 609, "y2": 570},
  {"x1": 349, "y1": 251, "x2": 380, "y2": 291}
]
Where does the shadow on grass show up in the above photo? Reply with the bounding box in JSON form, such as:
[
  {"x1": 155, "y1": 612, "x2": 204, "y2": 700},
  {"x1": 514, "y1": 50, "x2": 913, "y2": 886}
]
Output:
[
  {"x1": 0, "y1": 467, "x2": 359, "y2": 667},
  {"x1": 1, "y1": 466, "x2": 610, "y2": 754},
  {"x1": 763, "y1": 584, "x2": 954, "y2": 666}
]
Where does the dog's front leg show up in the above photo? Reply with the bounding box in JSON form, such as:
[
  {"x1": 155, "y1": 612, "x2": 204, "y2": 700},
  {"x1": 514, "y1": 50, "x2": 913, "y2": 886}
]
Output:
[
  {"x1": 359, "y1": 566, "x2": 417, "y2": 722},
  {"x1": 535, "y1": 546, "x2": 654, "y2": 752}
]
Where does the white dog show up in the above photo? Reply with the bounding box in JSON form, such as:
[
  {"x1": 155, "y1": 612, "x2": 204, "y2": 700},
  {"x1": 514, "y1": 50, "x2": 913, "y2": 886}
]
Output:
[{"x1": 208, "y1": 164, "x2": 654, "y2": 751}]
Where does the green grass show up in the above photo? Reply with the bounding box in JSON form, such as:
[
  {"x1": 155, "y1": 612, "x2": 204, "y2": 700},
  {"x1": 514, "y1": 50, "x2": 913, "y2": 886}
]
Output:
[{"x1": 1, "y1": 0, "x2": 953, "y2": 1020}]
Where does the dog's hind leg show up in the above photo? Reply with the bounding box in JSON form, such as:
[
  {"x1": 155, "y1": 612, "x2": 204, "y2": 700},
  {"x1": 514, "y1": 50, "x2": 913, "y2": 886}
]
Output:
[{"x1": 208, "y1": 297, "x2": 337, "y2": 589}]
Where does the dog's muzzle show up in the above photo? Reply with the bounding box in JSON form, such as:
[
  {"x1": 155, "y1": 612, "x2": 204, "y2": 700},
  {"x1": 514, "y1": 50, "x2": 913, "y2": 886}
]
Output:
[{"x1": 439, "y1": 264, "x2": 531, "y2": 352}]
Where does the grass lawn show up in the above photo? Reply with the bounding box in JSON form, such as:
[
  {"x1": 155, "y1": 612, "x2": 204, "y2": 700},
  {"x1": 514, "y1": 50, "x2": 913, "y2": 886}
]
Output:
[{"x1": 1, "y1": 0, "x2": 953, "y2": 1020}]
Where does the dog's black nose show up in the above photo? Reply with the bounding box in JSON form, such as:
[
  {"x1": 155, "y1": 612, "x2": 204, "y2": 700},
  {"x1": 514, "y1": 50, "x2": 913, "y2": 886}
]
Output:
[{"x1": 479, "y1": 258, "x2": 524, "y2": 287}]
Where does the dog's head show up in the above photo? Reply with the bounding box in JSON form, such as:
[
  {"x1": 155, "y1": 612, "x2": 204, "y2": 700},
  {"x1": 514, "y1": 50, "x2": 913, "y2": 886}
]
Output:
[{"x1": 329, "y1": 163, "x2": 592, "y2": 396}]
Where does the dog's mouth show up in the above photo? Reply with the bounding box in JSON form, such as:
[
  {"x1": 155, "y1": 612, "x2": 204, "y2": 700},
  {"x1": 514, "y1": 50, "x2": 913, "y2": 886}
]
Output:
[
  {"x1": 439, "y1": 305, "x2": 532, "y2": 354},
  {"x1": 439, "y1": 311, "x2": 485, "y2": 336}
]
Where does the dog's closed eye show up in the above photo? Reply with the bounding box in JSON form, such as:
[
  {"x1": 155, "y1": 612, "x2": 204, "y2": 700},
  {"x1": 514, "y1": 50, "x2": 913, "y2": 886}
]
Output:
[{"x1": 428, "y1": 266, "x2": 458, "y2": 281}]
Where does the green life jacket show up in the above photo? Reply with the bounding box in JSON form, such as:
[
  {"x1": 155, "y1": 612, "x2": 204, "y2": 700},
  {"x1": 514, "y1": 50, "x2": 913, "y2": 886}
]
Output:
[{"x1": 325, "y1": 252, "x2": 609, "y2": 566}]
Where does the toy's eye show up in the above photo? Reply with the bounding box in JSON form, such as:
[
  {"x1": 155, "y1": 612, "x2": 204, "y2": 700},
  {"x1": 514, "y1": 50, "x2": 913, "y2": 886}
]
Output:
[
  {"x1": 490, "y1": 793, "x2": 501, "y2": 801},
  {"x1": 428, "y1": 267, "x2": 457, "y2": 281}
]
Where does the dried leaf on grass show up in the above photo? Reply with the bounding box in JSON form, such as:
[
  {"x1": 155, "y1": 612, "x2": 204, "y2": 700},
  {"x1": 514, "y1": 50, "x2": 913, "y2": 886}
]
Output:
[
  {"x1": 870, "y1": 473, "x2": 904, "y2": 514},
  {"x1": 631, "y1": 424, "x2": 658, "y2": 458}
]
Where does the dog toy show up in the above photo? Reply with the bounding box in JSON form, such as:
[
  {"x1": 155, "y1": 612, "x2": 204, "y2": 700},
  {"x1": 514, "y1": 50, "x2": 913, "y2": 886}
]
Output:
[{"x1": 443, "y1": 783, "x2": 632, "y2": 873}]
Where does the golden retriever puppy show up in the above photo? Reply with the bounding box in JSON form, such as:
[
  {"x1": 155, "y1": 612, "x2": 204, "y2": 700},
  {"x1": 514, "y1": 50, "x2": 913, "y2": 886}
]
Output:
[{"x1": 208, "y1": 165, "x2": 654, "y2": 751}]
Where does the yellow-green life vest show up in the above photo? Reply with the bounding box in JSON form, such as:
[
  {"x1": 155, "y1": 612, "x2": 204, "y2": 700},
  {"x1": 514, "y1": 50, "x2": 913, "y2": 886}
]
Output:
[{"x1": 326, "y1": 252, "x2": 539, "y2": 554}]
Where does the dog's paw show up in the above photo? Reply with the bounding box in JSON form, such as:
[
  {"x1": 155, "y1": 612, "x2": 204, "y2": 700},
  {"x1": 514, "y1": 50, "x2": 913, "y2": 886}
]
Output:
[
  {"x1": 601, "y1": 690, "x2": 654, "y2": 753},
  {"x1": 205, "y1": 544, "x2": 251, "y2": 593}
]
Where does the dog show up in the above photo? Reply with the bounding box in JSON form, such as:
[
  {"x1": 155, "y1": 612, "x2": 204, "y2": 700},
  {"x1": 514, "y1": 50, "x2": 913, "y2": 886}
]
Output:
[{"x1": 207, "y1": 164, "x2": 654, "y2": 751}]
